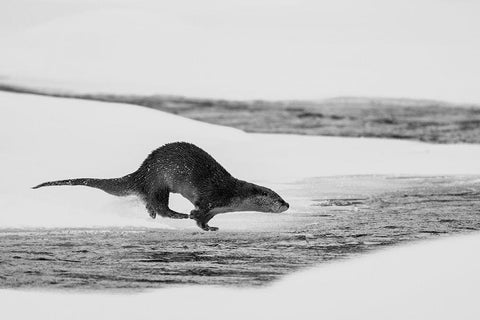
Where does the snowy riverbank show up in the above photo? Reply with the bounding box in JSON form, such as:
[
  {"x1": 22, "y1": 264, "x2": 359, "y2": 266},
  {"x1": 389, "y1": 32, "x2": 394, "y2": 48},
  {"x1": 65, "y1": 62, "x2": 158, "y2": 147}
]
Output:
[
  {"x1": 2, "y1": 91, "x2": 480, "y2": 229},
  {"x1": 1, "y1": 91, "x2": 480, "y2": 319},
  {"x1": 1, "y1": 233, "x2": 480, "y2": 320}
]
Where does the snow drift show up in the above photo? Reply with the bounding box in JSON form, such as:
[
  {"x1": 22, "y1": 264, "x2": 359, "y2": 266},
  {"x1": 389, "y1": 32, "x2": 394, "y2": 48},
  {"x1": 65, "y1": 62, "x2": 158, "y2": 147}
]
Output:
[
  {"x1": 1, "y1": 233, "x2": 480, "y2": 320},
  {"x1": 1, "y1": 90, "x2": 480, "y2": 320},
  {"x1": 2, "y1": 91, "x2": 480, "y2": 229},
  {"x1": 0, "y1": 0, "x2": 480, "y2": 102}
]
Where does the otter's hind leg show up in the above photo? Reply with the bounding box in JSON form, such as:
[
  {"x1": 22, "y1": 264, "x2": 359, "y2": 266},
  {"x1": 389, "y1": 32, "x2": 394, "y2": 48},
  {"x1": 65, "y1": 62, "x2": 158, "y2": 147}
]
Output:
[
  {"x1": 146, "y1": 190, "x2": 188, "y2": 219},
  {"x1": 190, "y1": 210, "x2": 218, "y2": 231}
]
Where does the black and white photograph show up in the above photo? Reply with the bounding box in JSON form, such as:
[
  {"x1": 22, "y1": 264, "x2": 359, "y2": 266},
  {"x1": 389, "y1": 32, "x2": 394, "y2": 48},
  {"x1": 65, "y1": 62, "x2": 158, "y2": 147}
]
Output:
[{"x1": 1, "y1": 1, "x2": 480, "y2": 319}]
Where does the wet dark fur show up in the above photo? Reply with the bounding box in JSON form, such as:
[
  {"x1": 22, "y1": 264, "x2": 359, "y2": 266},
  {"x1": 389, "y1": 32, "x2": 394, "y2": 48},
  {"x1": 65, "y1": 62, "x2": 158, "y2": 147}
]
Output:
[{"x1": 33, "y1": 142, "x2": 289, "y2": 231}]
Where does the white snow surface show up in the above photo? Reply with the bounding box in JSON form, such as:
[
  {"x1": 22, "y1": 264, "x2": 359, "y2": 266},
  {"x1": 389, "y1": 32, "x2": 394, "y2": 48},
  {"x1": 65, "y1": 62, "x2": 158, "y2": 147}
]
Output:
[
  {"x1": 2, "y1": 91, "x2": 480, "y2": 319},
  {"x1": 0, "y1": 0, "x2": 480, "y2": 103},
  {"x1": 1, "y1": 233, "x2": 480, "y2": 320},
  {"x1": 2, "y1": 91, "x2": 480, "y2": 229}
]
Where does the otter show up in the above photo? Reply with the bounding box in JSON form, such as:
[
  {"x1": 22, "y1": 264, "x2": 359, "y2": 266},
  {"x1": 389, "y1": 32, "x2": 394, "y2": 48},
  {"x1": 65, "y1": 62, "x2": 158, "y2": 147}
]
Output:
[{"x1": 33, "y1": 142, "x2": 289, "y2": 231}]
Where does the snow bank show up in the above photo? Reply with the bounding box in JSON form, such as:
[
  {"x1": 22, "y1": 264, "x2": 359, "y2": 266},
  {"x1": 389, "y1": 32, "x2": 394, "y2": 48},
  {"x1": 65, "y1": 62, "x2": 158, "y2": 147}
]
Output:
[
  {"x1": 0, "y1": 91, "x2": 244, "y2": 229},
  {"x1": 0, "y1": 0, "x2": 480, "y2": 102},
  {"x1": 1, "y1": 233, "x2": 479, "y2": 320},
  {"x1": 2, "y1": 91, "x2": 480, "y2": 228},
  {"x1": 1, "y1": 87, "x2": 480, "y2": 320}
]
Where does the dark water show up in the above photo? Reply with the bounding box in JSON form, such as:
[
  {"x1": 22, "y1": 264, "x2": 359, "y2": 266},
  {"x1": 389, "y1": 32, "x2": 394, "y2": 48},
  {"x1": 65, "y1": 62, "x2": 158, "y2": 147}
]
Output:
[
  {"x1": 3, "y1": 84, "x2": 480, "y2": 143},
  {"x1": 1, "y1": 176, "x2": 480, "y2": 289}
]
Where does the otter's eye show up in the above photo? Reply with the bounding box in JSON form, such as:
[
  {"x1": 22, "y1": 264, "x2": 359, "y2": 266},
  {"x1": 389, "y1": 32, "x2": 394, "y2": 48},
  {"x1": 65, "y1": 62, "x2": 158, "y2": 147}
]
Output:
[{"x1": 261, "y1": 191, "x2": 268, "y2": 196}]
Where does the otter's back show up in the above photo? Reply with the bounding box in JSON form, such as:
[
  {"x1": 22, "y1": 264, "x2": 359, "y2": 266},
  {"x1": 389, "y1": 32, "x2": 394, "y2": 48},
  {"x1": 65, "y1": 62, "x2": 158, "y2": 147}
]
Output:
[{"x1": 138, "y1": 142, "x2": 233, "y2": 195}]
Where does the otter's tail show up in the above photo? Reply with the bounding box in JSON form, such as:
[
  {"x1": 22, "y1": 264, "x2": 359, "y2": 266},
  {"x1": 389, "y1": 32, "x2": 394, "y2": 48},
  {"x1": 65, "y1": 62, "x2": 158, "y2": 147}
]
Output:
[{"x1": 32, "y1": 176, "x2": 134, "y2": 197}]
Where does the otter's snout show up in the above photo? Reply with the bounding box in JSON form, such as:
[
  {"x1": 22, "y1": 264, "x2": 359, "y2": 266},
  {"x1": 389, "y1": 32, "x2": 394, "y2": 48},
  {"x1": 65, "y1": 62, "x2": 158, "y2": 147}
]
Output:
[{"x1": 277, "y1": 200, "x2": 289, "y2": 213}]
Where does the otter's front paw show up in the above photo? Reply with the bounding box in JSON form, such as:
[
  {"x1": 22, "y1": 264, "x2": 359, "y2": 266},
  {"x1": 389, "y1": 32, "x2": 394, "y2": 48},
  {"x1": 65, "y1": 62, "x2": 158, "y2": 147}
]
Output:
[{"x1": 196, "y1": 220, "x2": 219, "y2": 231}]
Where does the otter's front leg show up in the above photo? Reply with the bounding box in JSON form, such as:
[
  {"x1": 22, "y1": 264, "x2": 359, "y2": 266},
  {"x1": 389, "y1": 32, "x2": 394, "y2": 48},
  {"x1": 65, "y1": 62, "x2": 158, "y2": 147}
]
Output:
[{"x1": 190, "y1": 210, "x2": 218, "y2": 231}]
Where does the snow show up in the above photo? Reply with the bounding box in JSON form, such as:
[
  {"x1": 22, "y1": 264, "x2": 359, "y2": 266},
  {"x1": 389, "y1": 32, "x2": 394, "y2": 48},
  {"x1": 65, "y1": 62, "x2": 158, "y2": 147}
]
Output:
[
  {"x1": 0, "y1": 0, "x2": 480, "y2": 103},
  {"x1": 1, "y1": 233, "x2": 480, "y2": 320},
  {"x1": 0, "y1": 91, "x2": 244, "y2": 229},
  {"x1": 1, "y1": 91, "x2": 480, "y2": 319},
  {"x1": 1, "y1": 1, "x2": 480, "y2": 317},
  {"x1": 2, "y1": 91, "x2": 480, "y2": 229}
]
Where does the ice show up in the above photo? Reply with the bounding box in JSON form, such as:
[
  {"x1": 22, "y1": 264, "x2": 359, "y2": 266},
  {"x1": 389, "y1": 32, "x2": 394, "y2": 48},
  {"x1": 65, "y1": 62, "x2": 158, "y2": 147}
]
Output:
[
  {"x1": 1, "y1": 233, "x2": 479, "y2": 320},
  {"x1": 1, "y1": 88, "x2": 480, "y2": 319},
  {"x1": 2, "y1": 91, "x2": 480, "y2": 229}
]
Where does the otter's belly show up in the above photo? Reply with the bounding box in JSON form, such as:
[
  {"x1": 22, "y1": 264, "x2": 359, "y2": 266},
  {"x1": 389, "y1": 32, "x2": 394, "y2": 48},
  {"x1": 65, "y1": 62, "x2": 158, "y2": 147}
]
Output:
[{"x1": 209, "y1": 206, "x2": 236, "y2": 214}]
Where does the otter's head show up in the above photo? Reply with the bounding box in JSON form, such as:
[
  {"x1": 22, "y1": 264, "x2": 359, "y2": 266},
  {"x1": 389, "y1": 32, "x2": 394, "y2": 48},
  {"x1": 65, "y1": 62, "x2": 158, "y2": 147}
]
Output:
[{"x1": 232, "y1": 181, "x2": 289, "y2": 213}]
